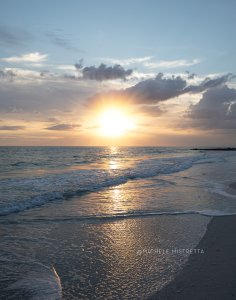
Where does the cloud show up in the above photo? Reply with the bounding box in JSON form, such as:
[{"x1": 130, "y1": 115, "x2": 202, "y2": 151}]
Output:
[
  {"x1": 45, "y1": 124, "x2": 80, "y2": 131},
  {"x1": 0, "y1": 76, "x2": 99, "y2": 116},
  {"x1": 2, "y1": 68, "x2": 44, "y2": 80},
  {"x1": 0, "y1": 125, "x2": 25, "y2": 130},
  {"x1": 56, "y1": 65, "x2": 76, "y2": 71},
  {"x1": 183, "y1": 73, "x2": 235, "y2": 94},
  {"x1": 102, "y1": 57, "x2": 199, "y2": 69},
  {"x1": 124, "y1": 73, "x2": 235, "y2": 104},
  {"x1": 75, "y1": 63, "x2": 133, "y2": 81},
  {"x1": 187, "y1": 85, "x2": 236, "y2": 129},
  {"x1": 86, "y1": 72, "x2": 236, "y2": 126},
  {"x1": 0, "y1": 60, "x2": 138, "y2": 84},
  {"x1": 0, "y1": 69, "x2": 16, "y2": 80},
  {"x1": 0, "y1": 66, "x2": 77, "y2": 83},
  {"x1": 140, "y1": 105, "x2": 165, "y2": 117},
  {"x1": 103, "y1": 56, "x2": 152, "y2": 66},
  {"x1": 45, "y1": 117, "x2": 60, "y2": 123},
  {"x1": 1, "y1": 52, "x2": 48, "y2": 63},
  {"x1": 186, "y1": 71, "x2": 196, "y2": 79},
  {"x1": 86, "y1": 73, "x2": 188, "y2": 108},
  {"x1": 144, "y1": 59, "x2": 200, "y2": 69},
  {"x1": 0, "y1": 25, "x2": 31, "y2": 47},
  {"x1": 124, "y1": 73, "x2": 187, "y2": 102}
]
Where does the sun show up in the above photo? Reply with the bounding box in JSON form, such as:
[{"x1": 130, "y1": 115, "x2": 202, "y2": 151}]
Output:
[{"x1": 99, "y1": 107, "x2": 135, "y2": 137}]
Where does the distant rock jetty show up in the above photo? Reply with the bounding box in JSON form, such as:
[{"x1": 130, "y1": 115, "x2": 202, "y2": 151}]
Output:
[{"x1": 191, "y1": 147, "x2": 236, "y2": 151}]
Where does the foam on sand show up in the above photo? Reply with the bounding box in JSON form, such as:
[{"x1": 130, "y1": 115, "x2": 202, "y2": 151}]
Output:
[{"x1": 5, "y1": 264, "x2": 62, "y2": 300}]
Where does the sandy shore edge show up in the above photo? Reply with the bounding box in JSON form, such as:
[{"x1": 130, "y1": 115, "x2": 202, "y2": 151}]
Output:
[{"x1": 149, "y1": 184, "x2": 236, "y2": 300}]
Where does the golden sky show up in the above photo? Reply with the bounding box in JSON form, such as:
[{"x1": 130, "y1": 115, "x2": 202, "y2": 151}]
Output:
[{"x1": 0, "y1": 72, "x2": 235, "y2": 146}]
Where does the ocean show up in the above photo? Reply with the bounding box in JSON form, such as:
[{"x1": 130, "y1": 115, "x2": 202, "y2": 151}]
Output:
[{"x1": 0, "y1": 146, "x2": 236, "y2": 299}]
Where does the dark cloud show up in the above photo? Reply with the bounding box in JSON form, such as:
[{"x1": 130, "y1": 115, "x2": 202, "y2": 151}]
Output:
[
  {"x1": 0, "y1": 70, "x2": 16, "y2": 80},
  {"x1": 187, "y1": 85, "x2": 236, "y2": 129},
  {"x1": 0, "y1": 25, "x2": 31, "y2": 47},
  {"x1": 123, "y1": 73, "x2": 235, "y2": 105},
  {"x1": 75, "y1": 63, "x2": 133, "y2": 81},
  {"x1": 140, "y1": 105, "x2": 165, "y2": 117},
  {"x1": 125, "y1": 73, "x2": 187, "y2": 102},
  {"x1": 86, "y1": 73, "x2": 235, "y2": 117},
  {"x1": 74, "y1": 59, "x2": 83, "y2": 70},
  {"x1": 183, "y1": 73, "x2": 235, "y2": 94},
  {"x1": 45, "y1": 117, "x2": 60, "y2": 123},
  {"x1": 45, "y1": 124, "x2": 80, "y2": 131},
  {"x1": 0, "y1": 125, "x2": 25, "y2": 130},
  {"x1": 185, "y1": 71, "x2": 196, "y2": 79}
]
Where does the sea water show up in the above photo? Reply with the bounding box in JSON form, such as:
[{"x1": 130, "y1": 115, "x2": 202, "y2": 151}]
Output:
[{"x1": 0, "y1": 147, "x2": 236, "y2": 299}]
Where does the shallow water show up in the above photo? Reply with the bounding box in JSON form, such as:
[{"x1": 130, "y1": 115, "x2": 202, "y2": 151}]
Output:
[{"x1": 0, "y1": 147, "x2": 236, "y2": 299}]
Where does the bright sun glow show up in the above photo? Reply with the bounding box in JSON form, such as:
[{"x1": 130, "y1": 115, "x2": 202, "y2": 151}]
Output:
[{"x1": 99, "y1": 108, "x2": 135, "y2": 137}]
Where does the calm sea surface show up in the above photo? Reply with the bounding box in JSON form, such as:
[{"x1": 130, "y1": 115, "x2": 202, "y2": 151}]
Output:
[{"x1": 0, "y1": 147, "x2": 236, "y2": 299}]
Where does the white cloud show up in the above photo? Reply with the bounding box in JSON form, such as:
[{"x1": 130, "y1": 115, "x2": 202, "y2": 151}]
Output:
[
  {"x1": 144, "y1": 59, "x2": 200, "y2": 69},
  {"x1": 0, "y1": 67, "x2": 67, "y2": 83},
  {"x1": 103, "y1": 56, "x2": 152, "y2": 66},
  {"x1": 128, "y1": 70, "x2": 156, "y2": 82},
  {"x1": 4, "y1": 68, "x2": 42, "y2": 78},
  {"x1": 56, "y1": 65, "x2": 76, "y2": 71},
  {"x1": 1, "y1": 52, "x2": 48, "y2": 63},
  {"x1": 102, "y1": 56, "x2": 200, "y2": 69}
]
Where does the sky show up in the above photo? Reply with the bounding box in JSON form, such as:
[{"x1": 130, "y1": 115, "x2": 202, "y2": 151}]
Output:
[{"x1": 0, "y1": 0, "x2": 236, "y2": 146}]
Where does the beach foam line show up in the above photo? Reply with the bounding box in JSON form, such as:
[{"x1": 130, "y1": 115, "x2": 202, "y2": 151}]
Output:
[
  {"x1": 74, "y1": 209, "x2": 236, "y2": 219},
  {"x1": 208, "y1": 184, "x2": 236, "y2": 199},
  {"x1": 2, "y1": 210, "x2": 236, "y2": 225},
  {"x1": 150, "y1": 214, "x2": 236, "y2": 299},
  {"x1": 0, "y1": 153, "x2": 228, "y2": 217},
  {"x1": 0, "y1": 178, "x2": 128, "y2": 217},
  {"x1": 5, "y1": 265, "x2": 62, "y2": 300},
  {"x1": 0, "y1": 192, "x2": 65, "y2": 217}
]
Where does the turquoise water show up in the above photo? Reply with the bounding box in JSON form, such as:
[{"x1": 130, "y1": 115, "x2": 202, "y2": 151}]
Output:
[{"x1": 0, "y1": 147, "x2": 236, "y2": 299}]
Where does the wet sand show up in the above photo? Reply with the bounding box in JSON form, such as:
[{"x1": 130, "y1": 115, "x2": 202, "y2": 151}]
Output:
[{"x1": 150, "y1": 183, "x2": 236, "y2": 300}]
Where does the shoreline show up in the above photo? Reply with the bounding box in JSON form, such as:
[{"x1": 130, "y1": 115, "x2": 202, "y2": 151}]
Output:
[
  {"x1": 149, "y1": 185, "x2": 236, "y2": 299},
  {"x1": 150, "y1": 215, "x2": 236, "y2": 299}
]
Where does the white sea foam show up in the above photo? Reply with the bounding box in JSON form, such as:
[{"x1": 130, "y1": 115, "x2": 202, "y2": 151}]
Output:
[
  {"x1": 6, "y1": 209, "x2": 234, "y2": 224},
  {"x1": 1, "y1": 149, "x2": 235, "y2": 217},
  {"x1": 6, "y1": 265, "x2": 62, "y2": 300},
  {"x1": 0, "y1": 155, "x2": 202, "y2": 216},
  {"x1": 208, "y1": 183, "x2": 236, "y2": 199}
]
